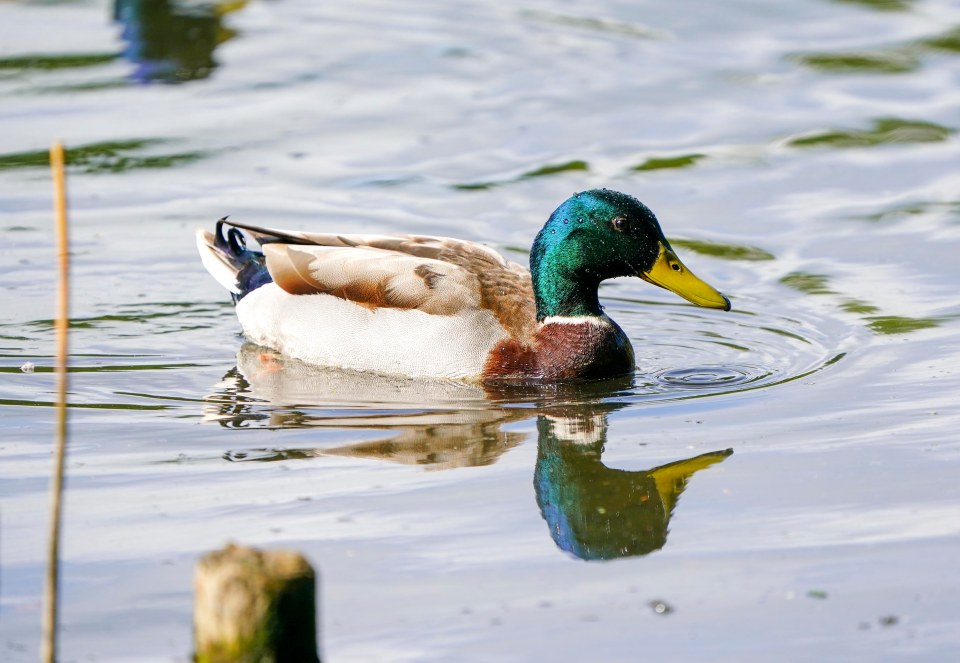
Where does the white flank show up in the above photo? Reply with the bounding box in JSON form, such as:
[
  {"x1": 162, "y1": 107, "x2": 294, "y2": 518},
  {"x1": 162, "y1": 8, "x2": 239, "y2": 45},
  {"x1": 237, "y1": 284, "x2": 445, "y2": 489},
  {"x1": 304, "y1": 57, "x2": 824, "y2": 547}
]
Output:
[
  {"x1": 195, "y1": 229, "x2": 241, "y2": 294},
  {"x1": 235, "y1": 284, "x2": 510, "y2": 380}
]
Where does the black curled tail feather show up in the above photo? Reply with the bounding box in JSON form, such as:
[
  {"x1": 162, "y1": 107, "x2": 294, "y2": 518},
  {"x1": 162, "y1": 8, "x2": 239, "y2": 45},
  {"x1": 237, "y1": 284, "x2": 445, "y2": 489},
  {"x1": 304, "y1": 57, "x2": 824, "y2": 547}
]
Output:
[
  {"x1": 203, "y1": 217, "x2": 273, "y2": 304},
  {"x1": 221, "y1": 218, "x2": 272, "y2": 303},
  {"x1": 215, "y1": 216, "x2": 249, "y2": 256}
]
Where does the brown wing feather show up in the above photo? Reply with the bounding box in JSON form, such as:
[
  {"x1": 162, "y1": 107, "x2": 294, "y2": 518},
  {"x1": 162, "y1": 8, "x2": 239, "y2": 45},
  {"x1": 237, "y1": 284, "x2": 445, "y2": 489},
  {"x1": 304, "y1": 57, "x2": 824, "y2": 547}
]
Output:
[
  {"x1": 230, "y1": 220, "x2": 537, "y2": 339},
  {"x1": 432, "y1": 240, "x2": 536, "y2": 341},
  {"x1": 263, "y1": 244, "x2": 483, "y2": 315}
]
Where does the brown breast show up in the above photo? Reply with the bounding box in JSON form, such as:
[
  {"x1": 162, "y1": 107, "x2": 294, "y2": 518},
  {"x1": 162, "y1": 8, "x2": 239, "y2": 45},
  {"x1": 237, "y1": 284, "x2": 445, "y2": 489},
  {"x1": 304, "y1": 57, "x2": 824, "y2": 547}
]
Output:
[{"x1": 482, "y1": 318, "x2": 635, "y2": 382}]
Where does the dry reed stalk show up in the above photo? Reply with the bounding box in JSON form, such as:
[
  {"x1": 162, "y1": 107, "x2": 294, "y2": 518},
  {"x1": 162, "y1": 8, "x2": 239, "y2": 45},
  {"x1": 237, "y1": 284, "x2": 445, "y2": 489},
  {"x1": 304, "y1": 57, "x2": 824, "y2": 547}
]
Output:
[{"x1": 42, "y1": 140, "x2": 70, "y2": 663}]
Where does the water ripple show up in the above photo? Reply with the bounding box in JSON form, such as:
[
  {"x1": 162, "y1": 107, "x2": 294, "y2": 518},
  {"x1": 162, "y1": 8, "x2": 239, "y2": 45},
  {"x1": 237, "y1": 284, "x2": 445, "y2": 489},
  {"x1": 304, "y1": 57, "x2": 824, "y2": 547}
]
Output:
[{"x1": 657, "y1": 365, "x2": 765, "y2": 389}]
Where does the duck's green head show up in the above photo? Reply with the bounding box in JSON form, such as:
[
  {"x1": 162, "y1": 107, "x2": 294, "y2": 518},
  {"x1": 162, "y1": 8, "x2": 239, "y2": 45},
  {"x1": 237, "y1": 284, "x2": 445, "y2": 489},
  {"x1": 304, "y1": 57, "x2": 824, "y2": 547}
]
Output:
[{"x1": 530, "y1": 189, "x2": 731, "y2": 319}]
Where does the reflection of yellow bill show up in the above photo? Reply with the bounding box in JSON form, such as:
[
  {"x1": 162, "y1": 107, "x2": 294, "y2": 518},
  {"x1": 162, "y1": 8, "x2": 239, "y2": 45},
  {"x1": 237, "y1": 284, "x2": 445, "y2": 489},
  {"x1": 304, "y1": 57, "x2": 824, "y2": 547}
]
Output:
[
  {"x1": 641, "y1": 243, "x2": 731, "y2": 310},
  {"x1": 651, "y1": 448, "x2": 733, "y2": 516}
]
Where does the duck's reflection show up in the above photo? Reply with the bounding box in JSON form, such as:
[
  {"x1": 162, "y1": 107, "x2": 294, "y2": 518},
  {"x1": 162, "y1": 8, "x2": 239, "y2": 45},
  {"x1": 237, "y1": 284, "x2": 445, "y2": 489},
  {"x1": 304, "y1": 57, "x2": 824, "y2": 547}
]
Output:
[
  {"x1": 535, "y1": 410, "x2": 731, "y2": 560},
  {"x1": 204, "y1": 345, "x2": 732, "y2": 559},
  {"x1": 205, "y1": 345, "x2": 528, "y2": 469},
  {"x1": 223, "y1": 409, "x2": 527, "y2": 471},
  {"x1": 113, "y1": 0, "x2": 245, "y2": 83}
]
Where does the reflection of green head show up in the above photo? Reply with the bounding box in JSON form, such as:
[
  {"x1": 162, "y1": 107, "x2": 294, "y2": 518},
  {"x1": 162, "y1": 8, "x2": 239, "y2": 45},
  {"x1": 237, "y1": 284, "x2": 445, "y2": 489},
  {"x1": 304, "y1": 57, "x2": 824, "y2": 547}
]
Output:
[{"x1": 534, "y1": 415, "x2": 731, "y2": 561}]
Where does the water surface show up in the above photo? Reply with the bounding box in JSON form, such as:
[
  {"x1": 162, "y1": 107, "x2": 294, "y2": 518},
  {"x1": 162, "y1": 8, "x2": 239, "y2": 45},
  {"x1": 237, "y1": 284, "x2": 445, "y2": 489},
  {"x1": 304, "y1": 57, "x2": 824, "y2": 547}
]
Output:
[{"x1": 2, "y1": 0, "x2": 960, "y2": 660}]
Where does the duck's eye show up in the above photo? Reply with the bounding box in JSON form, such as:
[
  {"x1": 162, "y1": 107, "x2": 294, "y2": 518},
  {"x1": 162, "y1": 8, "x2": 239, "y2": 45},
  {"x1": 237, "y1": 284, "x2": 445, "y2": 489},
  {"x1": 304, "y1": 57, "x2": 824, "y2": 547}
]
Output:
[{"x1": 612, "y1": 217, "x2": 630, "y2": 233}]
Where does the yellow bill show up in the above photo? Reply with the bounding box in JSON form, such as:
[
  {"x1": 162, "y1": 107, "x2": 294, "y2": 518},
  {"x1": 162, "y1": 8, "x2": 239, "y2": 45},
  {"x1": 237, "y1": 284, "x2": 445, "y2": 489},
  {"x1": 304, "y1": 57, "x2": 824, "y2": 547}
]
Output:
[{"x1": 640, "y1": 243, "x2": 731, "y2": 311}]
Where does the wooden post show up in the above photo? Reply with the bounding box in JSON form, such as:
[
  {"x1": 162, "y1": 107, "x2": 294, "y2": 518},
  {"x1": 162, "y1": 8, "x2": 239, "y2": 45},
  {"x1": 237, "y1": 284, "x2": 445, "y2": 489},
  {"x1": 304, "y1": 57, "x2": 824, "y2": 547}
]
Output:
[{"x1": 194, "y1": 544, "x2": 320, "y2": 663}]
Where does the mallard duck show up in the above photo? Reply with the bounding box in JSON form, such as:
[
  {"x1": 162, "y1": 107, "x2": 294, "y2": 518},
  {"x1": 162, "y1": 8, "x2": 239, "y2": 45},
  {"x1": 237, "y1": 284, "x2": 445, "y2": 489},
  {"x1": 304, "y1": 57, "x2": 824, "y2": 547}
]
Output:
[{"x1": 196, "y1": 189, "x2": 730, "y2": 383}]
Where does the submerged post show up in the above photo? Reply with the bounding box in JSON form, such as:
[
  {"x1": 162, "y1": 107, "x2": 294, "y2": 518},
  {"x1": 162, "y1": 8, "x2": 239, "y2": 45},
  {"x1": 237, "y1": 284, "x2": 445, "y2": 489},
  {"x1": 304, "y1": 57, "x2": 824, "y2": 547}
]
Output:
[{"x1": 194, "y1": 543, "x2": 320, "y2": 663}]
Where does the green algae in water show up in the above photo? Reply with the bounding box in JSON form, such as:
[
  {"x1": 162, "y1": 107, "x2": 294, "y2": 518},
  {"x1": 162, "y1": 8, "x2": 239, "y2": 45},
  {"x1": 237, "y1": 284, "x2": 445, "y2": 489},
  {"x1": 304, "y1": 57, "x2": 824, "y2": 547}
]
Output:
[
  {"x1": 780, "y1": 272, "x2": 834, "y2": 295},
  {"x1": 672, "y1": 238, "x2": 774, "y2": 261},
  {"x1": 37, "y1": 79, "x2": 130, "y2": 94},
  {"x1": 633, "y1": 154, "x2": 706, "y2": 172},
  {"x1": 840, "y1": 299, "x2": 880, "y2": 314},
  {"x1": 0, "y1": 52, "x2": 119, "y2": 71},
  {"x1": 780, "y1": 277, "x2": 939, "y2": 334},
  {"x1": 502, "y1": 245, "x2": 531, "y2": 258},
  {"x1": 0, "y1": 362, "x2": 203, "y2": 374},
  {"x1": 858, "y1": 201, "x2": 960, "y2": 223},
  {"x1": 788, "y1": 118, "x2": 954, "y2": 149},
  {"x1": 521, "y1": 10, "x2": 664, "y2": 40},
  {"x1": 521, "y1": 160, "x2": 589, "y2": 178},
  {"x1": 0, "y1": 139, "x2": 206, "y2": 173},
  {"x1": 861, "y1": 202, "x2": 934, "y2": 222},
  {"x1": 24, "y1": 307, "x2": 223, "y2": 329},
  {"x1": 793, "y1": 50, "x2": 919, "y2": 73},
  {"x1": 453, "y1": 159, "x2": 588, "y2": 190},
  {"x1": 0, "y1": 398, "x2": 169, "y2": 411},
  {"x1": 866, "y1": 316, "x2": 940, "y2": 335},
  {"x1": 918, "y1": 26, "x2": 960, "y2": 53},
  {"x1": 791, "y1": 49, "x2": 918, "y2": 74},
  {"x1": 794, "y1": 24, "x2": 960, "y2": 75},
  {"x1": 831, "y1": 0, "x2": 916, "y2": 12},
  {"x1": 452, "y1": 181, "x2": 496, "y2": 191}
]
